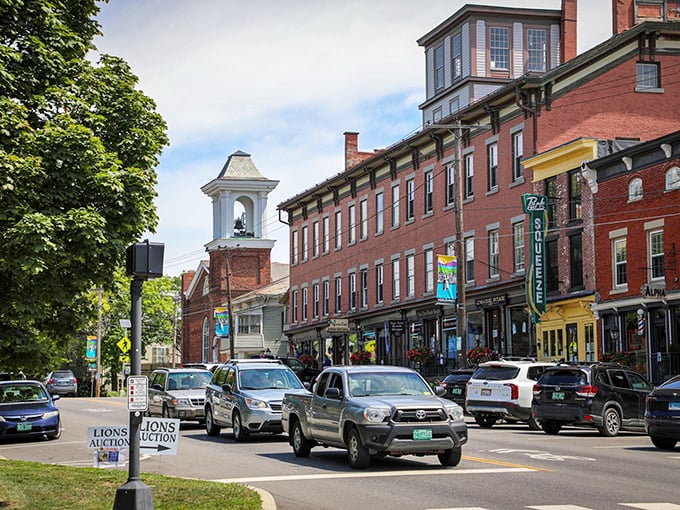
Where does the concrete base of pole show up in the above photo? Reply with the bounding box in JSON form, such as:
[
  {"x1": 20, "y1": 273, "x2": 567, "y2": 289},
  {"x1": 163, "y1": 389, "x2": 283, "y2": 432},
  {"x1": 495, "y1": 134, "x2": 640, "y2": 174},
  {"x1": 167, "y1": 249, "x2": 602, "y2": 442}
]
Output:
[{"x1": 113, "y1": 479, "x2": 154, "y2": 510}]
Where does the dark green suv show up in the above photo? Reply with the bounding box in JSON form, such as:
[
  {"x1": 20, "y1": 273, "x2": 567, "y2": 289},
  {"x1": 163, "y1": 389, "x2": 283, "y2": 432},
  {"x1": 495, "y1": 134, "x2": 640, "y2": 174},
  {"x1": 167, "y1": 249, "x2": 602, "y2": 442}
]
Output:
[{"x1": 532, "y1": 363, "x2": 653, "y2": 436}]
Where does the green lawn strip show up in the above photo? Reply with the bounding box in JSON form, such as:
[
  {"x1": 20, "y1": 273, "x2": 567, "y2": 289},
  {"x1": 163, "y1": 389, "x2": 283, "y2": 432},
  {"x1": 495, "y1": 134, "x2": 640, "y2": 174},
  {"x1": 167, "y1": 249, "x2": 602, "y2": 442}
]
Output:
[{"x1": 0, "y1": 460, "x2": 261, "y2": 510}]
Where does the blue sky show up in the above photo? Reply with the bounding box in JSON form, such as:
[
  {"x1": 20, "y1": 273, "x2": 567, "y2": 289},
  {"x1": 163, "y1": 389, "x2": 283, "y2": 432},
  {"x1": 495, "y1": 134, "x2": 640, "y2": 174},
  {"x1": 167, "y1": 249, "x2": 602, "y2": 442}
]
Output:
[{"x1": 93, "y1": 0, "x2": 612, "y2": 276}]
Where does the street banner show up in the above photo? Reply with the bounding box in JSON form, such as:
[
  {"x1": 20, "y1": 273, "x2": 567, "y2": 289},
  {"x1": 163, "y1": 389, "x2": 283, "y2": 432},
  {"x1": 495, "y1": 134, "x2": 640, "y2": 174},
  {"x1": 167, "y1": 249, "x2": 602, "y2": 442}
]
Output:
[
  {"x1": 86, "y1": 336, "x2": 97, "y2": 360},
  {"x1": 436, "y1": 255, "x2": 457, "y2": 302},
  {"x1": 214, "y1": 307, "x2": 229, "y2": 336},
  {"x1": 522, "y1": 194, "x2": 548, "y2": 324}
]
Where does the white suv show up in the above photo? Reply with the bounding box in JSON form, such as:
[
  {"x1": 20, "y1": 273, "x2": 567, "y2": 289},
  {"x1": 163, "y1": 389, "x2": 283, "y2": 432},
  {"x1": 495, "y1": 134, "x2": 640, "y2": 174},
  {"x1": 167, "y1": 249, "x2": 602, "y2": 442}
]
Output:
[{"x1": 465, "y1": 360, "x2": 555, "y2": 429}]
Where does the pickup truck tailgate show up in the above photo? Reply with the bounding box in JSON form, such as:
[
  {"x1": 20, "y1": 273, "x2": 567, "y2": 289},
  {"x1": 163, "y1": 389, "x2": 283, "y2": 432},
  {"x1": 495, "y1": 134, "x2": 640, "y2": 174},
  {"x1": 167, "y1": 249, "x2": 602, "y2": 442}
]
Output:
[{"x1": 466, "y1": 381, "x2": 512, "y2": 401}]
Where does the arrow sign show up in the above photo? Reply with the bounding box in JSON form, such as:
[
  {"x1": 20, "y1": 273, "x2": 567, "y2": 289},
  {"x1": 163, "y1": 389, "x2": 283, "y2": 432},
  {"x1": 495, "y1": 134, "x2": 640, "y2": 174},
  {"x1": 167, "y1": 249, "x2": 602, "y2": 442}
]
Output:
[
  {"x1": 140, "y1": 443, "x2": 172, "y2": 453},
  {"x1": 139, "y1": 417, "x2": 179, "y2": 456}
]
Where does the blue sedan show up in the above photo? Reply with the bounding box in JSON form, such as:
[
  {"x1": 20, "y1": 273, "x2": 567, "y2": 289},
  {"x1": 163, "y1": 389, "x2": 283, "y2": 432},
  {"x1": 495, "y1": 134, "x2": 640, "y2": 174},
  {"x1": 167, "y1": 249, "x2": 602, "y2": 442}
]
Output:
[
  {"x1": 0, "y1": 380, "x2": 61, "y2": 441},
  {"x1": 645, "y1": 374, "x2": 680, "y2": 450}
]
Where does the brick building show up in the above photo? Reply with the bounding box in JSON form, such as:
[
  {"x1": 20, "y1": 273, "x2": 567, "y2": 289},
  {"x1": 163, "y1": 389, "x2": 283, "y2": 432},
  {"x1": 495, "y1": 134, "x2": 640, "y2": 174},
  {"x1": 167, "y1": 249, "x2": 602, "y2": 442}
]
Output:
[{"x1": 277, "y1": 0, "x2": 680, "y2": 373}]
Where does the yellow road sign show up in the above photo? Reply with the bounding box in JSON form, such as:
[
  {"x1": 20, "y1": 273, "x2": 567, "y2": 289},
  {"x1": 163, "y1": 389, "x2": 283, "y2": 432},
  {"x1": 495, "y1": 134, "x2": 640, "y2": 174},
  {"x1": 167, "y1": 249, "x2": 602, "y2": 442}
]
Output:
[
  {"x1": 119, "y1": 355, "x2": 130, "y2": 363},
  {"x1": 117, "y1": 337, "x2": 131, "y2": 353}
]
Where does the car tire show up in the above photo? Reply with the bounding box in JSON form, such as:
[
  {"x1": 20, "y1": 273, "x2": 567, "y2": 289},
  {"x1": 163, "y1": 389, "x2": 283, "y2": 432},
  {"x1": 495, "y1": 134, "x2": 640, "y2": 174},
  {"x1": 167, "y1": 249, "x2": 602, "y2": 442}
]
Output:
[
  {"x1": 597, "y1": 407, "x2": 621, "y2": 437},
  {"x1": 474, "y1": 415, "x2": 497, "y2": 428},
  {"x1": 527, "y1": 415, "x2": 541, "y2": 430},
  {"x1": 541, "y1": 420, "x2": 562, "y2": 435},
  {"x1": 47, "y1": 420, "x2": 62, "y2": 441},
  {"x1": 650, "y1": 436, "x2": 677, "y2": 450},
  {"x1": 232, "y1": 411, "x2": 249, "y2": 441},
  {"x1": 205, "y1": 408, "x2": 221, "y2": 437},
  {"x1": 438, "y1": 446, "x2": 462, "y2": 467},
  {"x1": 162, "y1": 404, "x2": 170, "y2": 418},
  {"x1": 347, "y1": 428, "x2": 370, "y2": 469},
  {"x1": 292, "y1": 420, "x2": 312, "y2": 457}
]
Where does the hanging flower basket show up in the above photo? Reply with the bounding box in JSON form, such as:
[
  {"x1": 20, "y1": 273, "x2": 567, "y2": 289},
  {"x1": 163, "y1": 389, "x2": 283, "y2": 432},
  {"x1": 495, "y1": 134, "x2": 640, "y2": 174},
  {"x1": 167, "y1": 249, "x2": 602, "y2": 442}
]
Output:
[
  {"x1": 466, "y1": 346, "x2": 499, "y2": 366},
  {"x1": 349, "y1": 350, "x2": 372, "y2": 365},
  {"x1": 407, "y1": 346, "x2": 432, "y2": 364}
]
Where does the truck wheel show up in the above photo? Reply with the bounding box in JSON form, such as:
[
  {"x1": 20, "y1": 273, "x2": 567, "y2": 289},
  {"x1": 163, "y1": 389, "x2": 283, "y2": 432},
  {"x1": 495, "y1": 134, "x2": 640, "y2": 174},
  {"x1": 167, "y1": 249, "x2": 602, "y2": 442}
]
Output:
[
  {"x1": 650, "y1": 436, "x2": 677, "y2": 450},
  {"x1": 474, "y1": 415, "x2": 497, "y2": 428},
  {"x1": 347, "y1": 428, "x2": 370, "y2": 469},
  {"x1": 597, "y1": 407, "x2": 621, "y2": 437},
  {"x1": 438, "y1": 446, "x2": 462, "y2": 467},
  {"x1": 541, "y1": 420, "x2": 562, "y2": 435},
  {"x1": 292, "y1": 420, "x2": 312, "y2": 457},
  {"x1": 232, "y1": 411, "x2": 250, "y2": 441},
  {"x1": 527, "y1": 415, "x2": 541, "y2": 430},
  {"x1": 205, "y1": 408, "x2": 221, "y2": 437}
]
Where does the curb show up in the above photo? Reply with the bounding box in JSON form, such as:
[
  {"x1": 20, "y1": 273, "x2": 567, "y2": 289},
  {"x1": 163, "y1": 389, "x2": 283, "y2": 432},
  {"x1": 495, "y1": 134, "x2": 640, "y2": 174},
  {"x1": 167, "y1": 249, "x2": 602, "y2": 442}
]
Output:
[{"x1": 249, "y1": 485, "x2": 277, "y2": 510}]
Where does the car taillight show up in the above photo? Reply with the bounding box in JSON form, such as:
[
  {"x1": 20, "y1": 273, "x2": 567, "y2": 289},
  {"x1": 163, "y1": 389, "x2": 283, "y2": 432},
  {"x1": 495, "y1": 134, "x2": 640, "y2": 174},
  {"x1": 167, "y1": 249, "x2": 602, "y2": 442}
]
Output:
[
  {"x1": 576, "y1": 386, "x2": 598, "y2": 398},
  {"x1": 439, "y1": 381, "x2": 446, "y2": 387},
  {"x1": 505, "y1": 383, "x2": 519, "y2": 400},
  {"x1": 48, "y1": 378, "x2": 54, "y2": 384},
  {"x1": 532, "y1": 384, "x2": 541, "y2": 396},
  {"x1": 73, "y1": 377, "x2": 77, "y2": 384}
]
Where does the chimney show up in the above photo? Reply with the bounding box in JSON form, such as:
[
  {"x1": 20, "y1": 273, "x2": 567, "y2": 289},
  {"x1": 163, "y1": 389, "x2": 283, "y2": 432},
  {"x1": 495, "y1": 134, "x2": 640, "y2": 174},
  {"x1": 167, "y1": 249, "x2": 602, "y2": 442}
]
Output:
[
  {"x1": 612, "y1": 0, "x2": 635, "y2": 34},
  {"x1": 561, "y1": 0, "x2": 578, "y2": 62},
  {"x1": 344, "y1": 131, "x2": 360, "y2": 171}
]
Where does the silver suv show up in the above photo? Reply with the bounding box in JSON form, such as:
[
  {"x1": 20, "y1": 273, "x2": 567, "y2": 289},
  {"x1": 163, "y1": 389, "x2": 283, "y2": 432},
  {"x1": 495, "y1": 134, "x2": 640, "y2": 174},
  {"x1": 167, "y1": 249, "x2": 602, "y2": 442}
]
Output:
[
  {"x1": 147, "y1": 368, "x2": 212, "y2": 423},
  {"x1": 465, "y1": 360, "x2": 555, "y2": 429},
  {"x1": 205, "y1": 361, "x2": 307, "y2": 441}
]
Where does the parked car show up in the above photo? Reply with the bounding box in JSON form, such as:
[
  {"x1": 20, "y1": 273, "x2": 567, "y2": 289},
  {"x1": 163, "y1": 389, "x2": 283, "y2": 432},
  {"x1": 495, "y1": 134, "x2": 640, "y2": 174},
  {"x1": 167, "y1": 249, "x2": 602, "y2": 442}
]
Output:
[
  {"x1": 44, "y1": 370, "x2": 78, "y2": 397},
  {"x1": 439, "y1": 368, "x2": 476, "y2": 410},
  {"x1": 204, "y1": 361, "x2": 308, "y2": 441},
  {"x1": 147, "y1": 368, "x2": 212, "y2": 423},
  {"x1": 277, "y1": 357, "x2": 322, "y2": 384},
  {"x1": 645, "y1": 373, "x2": 680, "y2": 450},
  {"x1": 466, "y1": 360, "x2": 556, "y2": 429},
  {"x1": 0, "y1": 380, "x2": 61, "y2": 440},
  {"x1": 532, "y1": 362, "x2": 653, "y2": 436}
]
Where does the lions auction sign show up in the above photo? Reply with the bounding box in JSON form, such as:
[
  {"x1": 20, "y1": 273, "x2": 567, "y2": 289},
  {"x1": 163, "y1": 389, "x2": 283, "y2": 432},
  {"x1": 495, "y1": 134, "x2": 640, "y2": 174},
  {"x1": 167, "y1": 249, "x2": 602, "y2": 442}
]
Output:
[{"x1": 522, "y1": 194, "x2": 548, "y2": 323}]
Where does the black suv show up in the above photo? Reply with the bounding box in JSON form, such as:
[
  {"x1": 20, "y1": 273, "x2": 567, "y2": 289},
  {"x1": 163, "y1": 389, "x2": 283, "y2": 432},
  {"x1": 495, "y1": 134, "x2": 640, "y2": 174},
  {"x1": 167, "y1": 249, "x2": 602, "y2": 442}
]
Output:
[{"x1": 532, "y1": 363, "x2": 653, "y2": 436}]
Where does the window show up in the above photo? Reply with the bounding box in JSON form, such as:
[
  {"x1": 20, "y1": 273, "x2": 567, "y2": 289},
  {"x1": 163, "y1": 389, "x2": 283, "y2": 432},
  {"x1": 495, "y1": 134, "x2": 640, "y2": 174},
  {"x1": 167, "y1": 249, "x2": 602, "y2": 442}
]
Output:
[
  {"x1": 313, "y1": 283, "x2": 319, "y2": 319},
  {"x1": 237, "y1": 313, "x2": 261, "y2": 335},
  {"x1": 302, "y1": 288, "x2": 308, "y2": 321},
  {"x1": 349, "y1": 273, "x2": 357, "y2": 310},
  {"x1": 348, "y1": 204, "x2": 356, "y2": 243},
  {"x1": 464, "y1": 153, "x2": 474, "y2": 199},
  {"x1": 406, "y1": 254, "x2": 415, "y2": 296},
  {"x1": 546, "y1": 239, "x2": 559, "y2": 292},
  {"x1": 465, "y1": 237, "x2": 475, "y2": 282},
  {"x1": 334, "y1": 210, "x2": 342, "y2": 249},
  {"x1": 360, "y1": 199, "x2": 368, "y2": 240},
  {"x1": 512, "y1": 131, "x2": 523, "y2": 181},
  {"x1": 292, "y1": 230, "x2": 299, "y2": 264},
  {"x1": 424, "y1": 171, "x2": 433, "y2": 213},
  {"x1": 446, "y1": 165, "x2": 455, "y2": 206},
  {"x1": 433, "y1": 108, "x2": 442, "y2": 123},
  {"x1": 202, "y1": 319, "x2": 210, "y2": 362},
  {"x1": 665, "y1": 167, "x2": 680, "y2": 190},
  {"x1": 628, "y1": 178, "x2": 643, "y2": 201},
  {"x1": 527, "y1": 29, "x2": 546, "y2": 72},
  {"x1": 391, "y1": 184, "x2": 400, "y2": 228},
  {"x1": 392, "y1": 259, "x2": 401, "y2": 299},
  {"x1": 424, "y1": 249, "x2": 434, "y2": 292},
  {"x1": 546, "y1": 176, "x2": 558, "y2": 229},
  {"x1": 302, "y1": 225, "x2": 309, "y2": 261},
  {"x1": 202, "y1": 277, "x2": 209, "y2": 296},
  {"x1": 489, "y1": 229, "x2": 499, "y2": 278},
  {"x1": 614, "y1": 238, "x2": 627, "y2": 287},
  {"x1": 569, "y1": 170, "x2": 582, "y2": 221},
  {"x1": 406, "y1": 179, "x2": 415, "y2": 220},
  {"x1": 452, "y1": 33, "x2": 462, "y2": 81},
  {"x1": 313, "y1": 221, "x2": 319, "y2": 257},
  {"x1": 649, "y1": 230, "x2": 664, "y2": 280},
  {"x1": 292, "y1": 290, "x2": 298, "y2": 323},
  {"x1": 376, "y1": 264, "x2": 384, "y2": 304},
  {"x1": 513, "y1": 222, "x2": 525, "y2": 273},
  {"x1": 570, "y1": 233, "x2": 583, "y2": 288},
  {"x1": 490, "y1": 27, "x2": 510, "y2": 70},
  {"x1": 636, "y1": 62, "x2": 660, "y2": 90},
  {"x1": 322, "y1": 216, "x2": 330, "y2": 253},
  {"x1": 361, "y1": 269, "x2": 368, "y2": 308},
  {"x1": 487, "y1": 142, "x2": 498, "y2": 191},
  {"x1": 334, "y1": 276, "x2": 342, "y2": 313},
  {"x1": 375, "y1": 192, "x2": 384, "y2": 234},
  {"x1": 323, "y1": 281, "x2": 329, "y2": 316},
  {"x1": 449, "y1": 97, "x2": 460, "y2": 114},
  {"x1": 434, "y1": 44, "x2": 444, "y2": 90}
]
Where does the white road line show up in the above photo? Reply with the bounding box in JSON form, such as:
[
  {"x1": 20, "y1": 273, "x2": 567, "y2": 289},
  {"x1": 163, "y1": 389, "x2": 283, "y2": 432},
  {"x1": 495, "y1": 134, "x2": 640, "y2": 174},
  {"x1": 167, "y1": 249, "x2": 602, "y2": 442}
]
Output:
[
  {"x1": 212, "y1": 466, "x2": 533, "y2": 484},
  {"x1": 619, "y1": 504, "x2": 680, "y2": 509},
  {"x1": 527, "y1": 506, "x2": 597, "y2": 510},
  {"x1": 0, "y1": 440, "x2": 85, "y2": 450},
  {"x1": 426, "y1": 507, "x2": 488, "y2": 510}
]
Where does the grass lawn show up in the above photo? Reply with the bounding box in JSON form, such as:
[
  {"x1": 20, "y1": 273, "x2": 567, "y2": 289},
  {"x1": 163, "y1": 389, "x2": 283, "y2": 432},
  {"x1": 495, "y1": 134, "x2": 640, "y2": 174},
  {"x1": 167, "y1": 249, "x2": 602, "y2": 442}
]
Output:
[{"x1": 0, "y1": 460, "x2": 261, "y2": 509}]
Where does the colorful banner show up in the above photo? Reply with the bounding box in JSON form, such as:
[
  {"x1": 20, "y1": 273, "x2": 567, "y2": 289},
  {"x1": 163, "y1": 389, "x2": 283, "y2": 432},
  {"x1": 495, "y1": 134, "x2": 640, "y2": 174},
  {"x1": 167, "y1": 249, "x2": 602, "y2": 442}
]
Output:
[
  {"x1": 436, "y1": 255, "x2": 457, "y2": 301},
  {"x1": 86, "y1": 336, "x2": 97, "y2": 360},
  {"x1": 522, "y1": 194, "x2": 548, "y2": 324},
  {"x1": 214, "y1": 307, "x2": 229, "y2": 336}
]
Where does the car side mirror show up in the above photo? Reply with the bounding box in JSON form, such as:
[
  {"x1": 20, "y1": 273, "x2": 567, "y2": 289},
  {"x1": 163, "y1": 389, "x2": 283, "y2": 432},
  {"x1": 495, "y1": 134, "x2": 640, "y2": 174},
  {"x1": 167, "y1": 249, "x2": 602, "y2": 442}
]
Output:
[
  {"x1": 152, "y1": 383, "x2": 164, "y2": 391},
  {"x1": 325, "y1": 387, "x2": 342, "y2": 399},
  {"x1": 434, "y1": 386, "x2": 446, "y2": 396},
  {"x1": 52, "y1": 394, "x2": 60, "y2": 401},
  {"x1": 221, "y1": 383, "x2": 232, "y2": 393}
]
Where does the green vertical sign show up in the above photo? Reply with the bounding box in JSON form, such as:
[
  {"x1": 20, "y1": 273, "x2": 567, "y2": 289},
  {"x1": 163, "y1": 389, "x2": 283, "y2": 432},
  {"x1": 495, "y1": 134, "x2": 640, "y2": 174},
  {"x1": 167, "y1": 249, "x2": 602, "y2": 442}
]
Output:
[{"x1": 522, "y1": 194, "x2": 548, "y2": 324}]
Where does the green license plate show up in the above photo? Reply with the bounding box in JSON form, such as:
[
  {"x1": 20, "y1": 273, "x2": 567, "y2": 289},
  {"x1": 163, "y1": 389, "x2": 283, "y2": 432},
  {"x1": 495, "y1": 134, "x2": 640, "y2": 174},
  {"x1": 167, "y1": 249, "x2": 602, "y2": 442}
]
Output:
[
  {"x1": 413, "y1": 429, "x2": 432, "y2": 441},
  {"x1": 552, "y1": 392, "x2": 565, "y2": 400},
  {"x1": 17, "y1": 423, "x2": 32, "y2": 432},
  {"x1": 451, "y1": 388, "x2": 463, "y2": 395}
]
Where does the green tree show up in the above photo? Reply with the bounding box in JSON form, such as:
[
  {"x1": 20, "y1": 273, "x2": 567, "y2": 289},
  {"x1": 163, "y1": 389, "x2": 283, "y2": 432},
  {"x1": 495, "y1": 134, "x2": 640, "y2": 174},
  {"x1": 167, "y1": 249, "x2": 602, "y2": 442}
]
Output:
[{"x1": 0, "y1": 0, "x2": 169, "y2": 375}]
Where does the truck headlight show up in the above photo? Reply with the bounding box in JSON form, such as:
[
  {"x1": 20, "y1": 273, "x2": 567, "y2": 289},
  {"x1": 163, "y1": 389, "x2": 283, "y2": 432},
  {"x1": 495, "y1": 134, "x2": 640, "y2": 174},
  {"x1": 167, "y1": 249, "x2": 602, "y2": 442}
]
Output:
[
  {"x1": 171, "y1": 398, "x2": 190, "y2": 406},
  {"x1": 244, "y1": 398, "x2": 267, "y2": 409},
  {"x1": 445, "y1": 404, "x2": 464, "y2": 422},
  {"x1": 363, "y1": 407, "x2": 390, "y2": 423}
]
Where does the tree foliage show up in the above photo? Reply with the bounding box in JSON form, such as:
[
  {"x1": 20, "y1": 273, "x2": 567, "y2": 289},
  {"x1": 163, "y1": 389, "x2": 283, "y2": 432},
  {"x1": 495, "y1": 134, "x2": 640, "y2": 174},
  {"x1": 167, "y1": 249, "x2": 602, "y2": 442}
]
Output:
[{"x1": 0, "y1": 0, "x2": 169, "y2": 374}]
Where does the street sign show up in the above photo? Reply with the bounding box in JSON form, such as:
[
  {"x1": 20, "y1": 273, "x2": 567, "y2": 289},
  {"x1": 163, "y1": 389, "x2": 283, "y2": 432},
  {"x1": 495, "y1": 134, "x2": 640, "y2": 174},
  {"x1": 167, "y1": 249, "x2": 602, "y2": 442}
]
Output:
[
  {"x1": 119, "y1": 355, "x2": 130, "y2": 363},
  {"x1": 140, "y1": 417, "x2": 179, "y2": 455},
  {"x1": 127, "y1": 376, "x2": 148, "y2": 411},
  {"x1": 327, "y1": 318, "x2": 349, "y2": 332},
  {"x1": 117, "y1": 336, "x2": 131, "y2": 353},
  {"x1": 87, "y1": 425, "x2": 129, "y2": 468}
]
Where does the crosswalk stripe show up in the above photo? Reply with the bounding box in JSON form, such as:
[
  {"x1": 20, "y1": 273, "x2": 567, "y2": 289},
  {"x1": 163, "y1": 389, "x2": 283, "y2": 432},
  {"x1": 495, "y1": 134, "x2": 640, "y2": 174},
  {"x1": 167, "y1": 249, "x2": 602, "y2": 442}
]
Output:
[{"x1": 619, "y1": 504, "x2": 680, "y2": 509}]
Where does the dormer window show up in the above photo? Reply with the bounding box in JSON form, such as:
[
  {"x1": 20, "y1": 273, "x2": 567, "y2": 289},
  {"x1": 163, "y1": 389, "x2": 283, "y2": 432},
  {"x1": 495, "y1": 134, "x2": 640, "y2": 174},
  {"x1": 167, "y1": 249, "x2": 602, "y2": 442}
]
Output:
[
  {"x1": 527, "y1": 29, "x2": 547, "y2": 72},
  {"x1": 434, "y1": 44, "x2": 445, "y2": 90},
  {"x1": 490, "y1": 27, "x2": 509, "y2": 70},
  {"x1": 452, "y1": 33, "x2": 462, "y2": 81},
  {"x1": 628, "y1": 178, "x2": 643, "y2": 201}
]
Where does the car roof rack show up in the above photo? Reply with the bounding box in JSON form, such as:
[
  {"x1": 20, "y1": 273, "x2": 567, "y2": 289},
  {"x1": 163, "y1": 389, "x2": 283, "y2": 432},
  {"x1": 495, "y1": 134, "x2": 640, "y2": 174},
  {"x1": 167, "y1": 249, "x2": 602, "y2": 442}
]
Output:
[{"x1": 224, "y1": 359, "x2": 283, "y2": 365}]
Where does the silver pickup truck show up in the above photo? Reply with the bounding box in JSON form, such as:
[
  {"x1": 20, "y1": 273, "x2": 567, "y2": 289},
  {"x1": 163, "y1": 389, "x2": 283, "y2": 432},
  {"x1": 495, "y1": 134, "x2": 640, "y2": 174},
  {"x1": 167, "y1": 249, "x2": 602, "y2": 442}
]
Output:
[{"x1": 282, "y1": 365, "x2": 468, "y2": 469}]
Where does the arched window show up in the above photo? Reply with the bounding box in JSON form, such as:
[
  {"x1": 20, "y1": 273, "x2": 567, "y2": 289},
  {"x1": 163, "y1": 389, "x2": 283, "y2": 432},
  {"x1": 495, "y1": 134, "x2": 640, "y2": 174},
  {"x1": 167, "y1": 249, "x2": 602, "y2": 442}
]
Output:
[
  {"x1": 665, "y1": 166, "x2": 680, "y2": 191},
  {"x1": 628, "y1": 178, "x2": 642, "y2": 201},
  {"x1": 202, "y1": 318, "x2": 211, "y2": 362}
]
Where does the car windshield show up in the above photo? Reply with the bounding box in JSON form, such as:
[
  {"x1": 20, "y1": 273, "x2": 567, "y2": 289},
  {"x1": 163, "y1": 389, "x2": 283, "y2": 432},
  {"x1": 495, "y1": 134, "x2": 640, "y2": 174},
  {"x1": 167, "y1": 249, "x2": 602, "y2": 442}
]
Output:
[
  {"x1": 444, "y1": 373, "x2": 472, "y2": 384},
  {"x1": 239, "y1": 369, "x2": 304, "y2": 390},
  {"x1": 0, "y1": 383, "x2": 49, "y2": 404},
  {"x1": 472, "y1": 366, "x2": 520, "y2": 381},
  {"x1": 168, "y1": 371, "x2": 212, "y2": 390},
  {"x1": 540, "y1": 370, "x2": 587, "y2": 385},
  {"x1": 348, "y1": 371, "x2": 432, "y2": 397},
  {"x1": 53, "y1": 371, "x2": 73, "y2": 379}
]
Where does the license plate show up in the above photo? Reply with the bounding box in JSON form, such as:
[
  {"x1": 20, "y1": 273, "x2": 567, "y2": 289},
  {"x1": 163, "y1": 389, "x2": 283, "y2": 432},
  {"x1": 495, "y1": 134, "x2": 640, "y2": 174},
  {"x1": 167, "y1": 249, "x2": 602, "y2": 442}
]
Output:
[
  {"x1": 451, "y1": 388, "x2": 463, "y2": 395},
  {"x1": 669, "y1": 402, "x2": 680, "y2": 410},
  {"x1": 481, "y1": 388, "x2": 492, "y2": 396},
  {"x1": 413, "y1": 429, "x2": 432, "y2": 441},
  {"x1": 552, "y1": 392, "x2": 565, "y2": 400},
  {"x1": 17, "y1": 423, "x2": 32, "y2": 432}
]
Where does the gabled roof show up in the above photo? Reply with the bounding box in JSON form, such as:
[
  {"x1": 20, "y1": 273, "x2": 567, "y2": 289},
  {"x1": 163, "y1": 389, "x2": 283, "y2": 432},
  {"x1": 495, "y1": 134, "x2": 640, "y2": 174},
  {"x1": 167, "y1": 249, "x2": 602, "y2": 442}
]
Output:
[
  {"x1": 217, "y1": 150, "x2": 267, "y2": 180},
  {"x1": 184, "y1": 260, "x2": 210, "y2": 299}
]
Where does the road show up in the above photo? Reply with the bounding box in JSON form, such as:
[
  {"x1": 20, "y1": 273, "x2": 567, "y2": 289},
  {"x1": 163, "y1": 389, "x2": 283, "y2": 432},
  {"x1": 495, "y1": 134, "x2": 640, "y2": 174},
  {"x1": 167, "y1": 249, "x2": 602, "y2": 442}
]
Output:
[{"x1": 1, "y1": 397, "x2": 679, "y2": 510}]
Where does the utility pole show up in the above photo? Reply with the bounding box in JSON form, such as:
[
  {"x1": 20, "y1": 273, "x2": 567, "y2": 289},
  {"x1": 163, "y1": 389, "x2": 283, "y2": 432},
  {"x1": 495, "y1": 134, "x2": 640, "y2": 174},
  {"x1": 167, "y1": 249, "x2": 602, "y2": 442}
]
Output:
[
  {"x1": 453, "y1": 119, "x2": 468, "y2": 364},
  {"x1": 96, "y1": 288, "x2": 103, "y2": 397}
]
